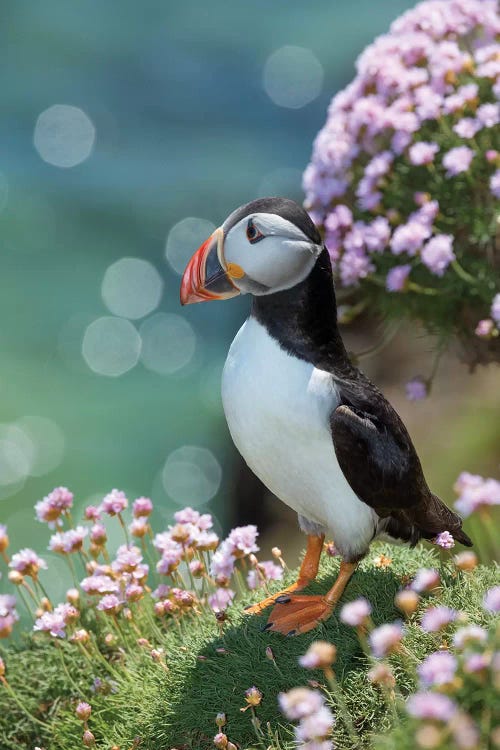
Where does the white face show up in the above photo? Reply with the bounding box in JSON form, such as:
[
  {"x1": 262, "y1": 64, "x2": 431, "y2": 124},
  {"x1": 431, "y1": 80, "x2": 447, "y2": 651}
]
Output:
[{"x1": 222, "y1": 212, "x2": 322, "y2": 295}]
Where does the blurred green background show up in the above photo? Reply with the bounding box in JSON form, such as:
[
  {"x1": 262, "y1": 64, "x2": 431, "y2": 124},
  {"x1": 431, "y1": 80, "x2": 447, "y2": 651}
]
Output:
[{"x1": 0, "y1": 0, "x2": 498, "y2": 603}]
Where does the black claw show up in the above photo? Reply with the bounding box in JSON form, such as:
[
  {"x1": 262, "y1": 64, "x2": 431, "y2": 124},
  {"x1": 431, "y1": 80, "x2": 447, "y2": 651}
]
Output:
[
  {"x1": 261, "y1": 622, "x2": 274, "y2": 632},
  {"x1": 275, "y1": 595, "x2": 291, "y2": 604},
  {"x1": 243, "y1": 604, "x2": 252, "y2": 611},
  {"x1": 286, "y1": 629, "x2": 297, "y2": 637}
]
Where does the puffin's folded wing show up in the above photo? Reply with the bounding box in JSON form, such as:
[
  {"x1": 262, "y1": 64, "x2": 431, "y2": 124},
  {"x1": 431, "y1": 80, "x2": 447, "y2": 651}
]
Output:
[{"x1": 330, "y1": 403, "x2": 424, "y2": 512}]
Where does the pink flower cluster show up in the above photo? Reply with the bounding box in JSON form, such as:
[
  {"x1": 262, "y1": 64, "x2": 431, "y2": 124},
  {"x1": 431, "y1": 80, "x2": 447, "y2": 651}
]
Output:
[
  {"x1": 303, "y1": 0, "x2": 499, "y2": 331},
  {"x1": 279, "y1": 687, "x2": 335, "y2": 748},
  {"x1": 454, "y1": 471, "x2": 500, "y2": 517},
  {"x1": 35, "y1": 486, "x2": 73, "y2": 527},
  {"x1": 0, "y1": 594, "x2": 18, "y2": 638}
]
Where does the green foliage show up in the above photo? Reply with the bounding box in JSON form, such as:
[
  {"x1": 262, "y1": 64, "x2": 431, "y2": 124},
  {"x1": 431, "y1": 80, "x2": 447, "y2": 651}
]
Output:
[{"x1": 0, "y1": 543, "x2": 498, "y2": 750}]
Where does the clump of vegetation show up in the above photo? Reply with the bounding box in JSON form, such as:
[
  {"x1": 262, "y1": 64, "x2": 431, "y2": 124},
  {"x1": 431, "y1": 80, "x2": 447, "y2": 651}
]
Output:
[
  {"x1": 0, "y1": 475, "x2": 498, "y2": 749},
  {"x1": 303, "y1": 0, "x2": 500, "y2": 368}
]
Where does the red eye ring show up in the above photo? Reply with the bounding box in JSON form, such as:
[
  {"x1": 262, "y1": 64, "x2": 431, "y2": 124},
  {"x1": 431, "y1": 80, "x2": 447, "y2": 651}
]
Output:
[{"x1": 246, "y1": 220, "x2": 264, "y2": 244}]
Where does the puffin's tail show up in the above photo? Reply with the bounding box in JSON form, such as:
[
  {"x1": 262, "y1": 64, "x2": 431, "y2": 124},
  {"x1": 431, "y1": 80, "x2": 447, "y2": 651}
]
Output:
[{"x1": 417, "y1": 493, "x2": 473, "y2": 547}]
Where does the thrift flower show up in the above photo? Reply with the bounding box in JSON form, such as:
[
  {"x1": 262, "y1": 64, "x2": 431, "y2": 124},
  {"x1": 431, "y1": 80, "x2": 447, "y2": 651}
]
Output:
[
  {"x1": 418, "y1": 651, "x2": 457, "y2": 686},
  {"x1": 475, "y1": 319, "x2": 495, "y2": 338},
  {"x1": 208, "y1": 588, "x2": 235, "y2": 612},
  {"x1": 34, "y1": 486, "x2": 73, "y2": 526},
  {"x1": 453, "y1": 551, "x2": 477, "y2": 571},
  {"x1": 407, "y1": 692, "x2": 457, "y2": 721},
  {"x1": 369, "y1": 622, "x2": 403, "y2": 657},
  {"x1": 491, "y1": 293, "x2": 500, "y2": 325},
  {"x1": 442, "y1": 146, "x2": 474, "y2": 177},
  {"x1": 434, "y1": 530, "x2": 455, "y2": 549},
  {"x1": 0, "y1": 524, "x2": 9, "y2": 552},
  {"x1": 453, "y1": 625, "x2": 487, "y2": 649},
  {"x1": 49, "y1": 526, "x2": 87, "y2": 554},
  {"x1": 340, "y1": 597, "x2": 372, "y2": 626},
  {"x1": 420, "y1": 605, "x2": 457, "y2": 633},
  {"x1": 483, "y1": 586, "x2": 500, "y2": 614},
  {"x1": 97, "y1": 594, "x2": 123, "y2": 614},
  {"x1": 246, "y1": 560, "x2": 283, "y2": 590},
  {"x1": 299, "y1": 641, "x2": 337, "y2": 669},
  {"x1": 132, "y1": 496, "x2": 153, "y2": 517},
  {"x1": 244, "y1": 686, "x2": 263, "y2": 706},
  {"x1": 420, "y1": 234, "x2": 455, "y2": 276},
  {"x1": 9, "y1": 548, "x2": 47, "y2": 577},
  {"x1": 76, "y1": 702, "x2": 92, "y2": 720},
  {"x1": 279, "y1": 687, "x2": 325, "y2": 720},
  {"x1": 100, "y1": 489, "x2": 128, "y2": 515},
  {"x1": 386, "y1": 264, "x2": 411, "y2": 291},
  {"x1": 409, "y1": 141, "x2": 439, "y2": 165},
  {"x1": 405, "y1": 378, "x2": 427, "y2": 401},
  {"x1": 411, "y1": 568, "x2": 440, "y2": 592}
]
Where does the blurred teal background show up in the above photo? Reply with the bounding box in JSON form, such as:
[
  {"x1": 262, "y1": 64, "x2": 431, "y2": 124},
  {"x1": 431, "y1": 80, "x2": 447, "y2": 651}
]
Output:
[{"x1": 0, "y1": 0, "x2": 498, "y2": 599}]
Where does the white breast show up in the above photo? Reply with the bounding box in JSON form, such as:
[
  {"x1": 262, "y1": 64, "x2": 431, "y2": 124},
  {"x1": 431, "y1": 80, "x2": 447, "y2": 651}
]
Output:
[{"x1": 221, "y1": 316, "x2": 377, "y2": 559}]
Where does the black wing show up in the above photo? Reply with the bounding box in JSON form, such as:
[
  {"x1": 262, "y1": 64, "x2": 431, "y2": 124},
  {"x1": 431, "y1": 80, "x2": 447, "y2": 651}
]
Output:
[{"x1": 330, "y1": 375, "x2": 472, "y2": 546}]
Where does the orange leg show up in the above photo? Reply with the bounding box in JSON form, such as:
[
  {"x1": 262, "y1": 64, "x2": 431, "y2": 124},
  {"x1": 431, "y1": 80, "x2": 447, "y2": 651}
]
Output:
[
  {"x1": 263, "y1": 559, "x2": 358, "y2": 636},
  {"x1": 243, "y1": 534, "x2": 324, "y2": 616}
]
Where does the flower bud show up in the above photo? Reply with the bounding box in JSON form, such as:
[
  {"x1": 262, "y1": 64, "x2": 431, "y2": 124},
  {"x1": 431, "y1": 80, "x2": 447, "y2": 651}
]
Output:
[
  {"x1": 367, "y1": 663, "x2": 396, "y2": 688},
  {"x1": 215, "y1": 712, "x2": 226, "y2": 728},
  {"x1": 271, "y1": 547, "x2": 282, "y2": 558},
  {"x1": 71, "y1": 629, "x2": 90, "y2": 644},
  {"x1": 8, "y1": 570, "x2": 23, "y2": 585},
  {"x1": 453, "y1": 551, "x2": 478, "y2": 571},
  {"x1": 82, "y1": 729, "x2": 95, "y2": 747},
  {"x1": 151, "y1": 648, "x2": 163, "y2": 662},
  {"x1": 415, "y1": 724, "x2": 442, "y2": 749},
  {"x1": 170, "y1": 524, "x2": 191, "y2": 543},
  {"x1": 76, "y1": 701, "x2": 92, "y2": 721},
  {"x1": 0, "y1": 527, "x2": 9, "y2": 552},
  {"x1": 0, "y1": 657, "x2": 5, "y2": 677},
  {"x1": 244, "y1": 686, "x2": 262, "y2": 706},
  {"x1": 213, "y1": 733, "x2": 228, "y2": 749},
  {"x1": 66, "y1": 588, "x2": 80, "y2": 604},
  {"x1": 299, "y1": 640, "x2": 337, "y2": 669},
  {"x1": 395, "y1": 589, "x2": 420, "y2": 616},
  {"x1": 104, "y1": 633, "x2": 117, "y2": 647}
]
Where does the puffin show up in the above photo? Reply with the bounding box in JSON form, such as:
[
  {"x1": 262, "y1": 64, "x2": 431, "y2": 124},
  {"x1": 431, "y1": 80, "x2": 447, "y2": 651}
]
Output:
[{"x1": 180, "y1": 196, "x2": 472, "y2": 636}]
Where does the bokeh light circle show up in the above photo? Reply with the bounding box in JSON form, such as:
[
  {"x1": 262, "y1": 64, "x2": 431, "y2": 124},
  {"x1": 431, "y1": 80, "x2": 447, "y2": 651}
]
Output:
[
  {"x1": 0, "y1": 425, "x2": 34, "y2": 486},
  {"x1": 162, "y1": 446, "x2": 222, "y2": 506},
  {"x1": 165, "y1": 217, "x2": 216, "y2": 275},
  {"x1": 82, "y1": 317, "x2": 141, "y2": 376},
  {"x1": 140, "y1": 313, "x2": 196, "y2": 375},
  {"x1": 15, "y1": 416, "x2": 65, "y2": 477},
  {"x1": 34, "y1": 104, "x2": 95, "y2": 168},
  {"x1": 263, "y1": 46, "x2": 323, "y2": 109},
  {"x1": 101, "y1": 257, "x2": 163, "y2": 320}
]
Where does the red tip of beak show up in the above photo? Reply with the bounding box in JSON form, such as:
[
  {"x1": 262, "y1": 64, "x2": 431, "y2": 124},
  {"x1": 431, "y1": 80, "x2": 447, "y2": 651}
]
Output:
[{"x1": 180, "y1": 235, "x2": 219, "y2": 305}]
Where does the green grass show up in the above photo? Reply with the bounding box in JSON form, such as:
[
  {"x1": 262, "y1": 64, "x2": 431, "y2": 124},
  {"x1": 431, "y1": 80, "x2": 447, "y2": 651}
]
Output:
[{"x1": 0, "y1": 543, "x2": 498, "y2": 750}]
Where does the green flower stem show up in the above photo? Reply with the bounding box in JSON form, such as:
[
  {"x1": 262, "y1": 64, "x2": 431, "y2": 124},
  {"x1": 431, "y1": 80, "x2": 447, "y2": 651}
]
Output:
[
  {"x1": 407, "y1": 282, "x2": 439, "y2": 296},
  {"x1": 118, "y1": 513, "x2": 130, "y2": 547},
  {"x1": 56, "y1": 642, "x2": 86, "y2": 698},
  {"x1": 17, "y1": 585, "x2": 36, "y2": 620},
  {"x1": 451, "y1": 259, "x2": 478, "y2": 285},
  {"x1": 35, "y1": 575, "x2": 52, "y2": 604}
]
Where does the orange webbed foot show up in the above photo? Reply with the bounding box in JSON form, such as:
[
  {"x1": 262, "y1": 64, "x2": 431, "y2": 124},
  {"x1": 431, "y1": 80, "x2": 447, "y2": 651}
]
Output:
[
  {"x1": 262, "y1": 594, "x2": 334, "y2": 636},
  {"x1": 243, "y1": 583, "x2": 306, "y2": 616}
]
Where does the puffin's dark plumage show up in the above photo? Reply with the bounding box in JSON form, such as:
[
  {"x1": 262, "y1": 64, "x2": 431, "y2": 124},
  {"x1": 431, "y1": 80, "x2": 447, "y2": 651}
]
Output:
[{"x1": 253, "y1": 246, "x2": 472, "y2": 549}]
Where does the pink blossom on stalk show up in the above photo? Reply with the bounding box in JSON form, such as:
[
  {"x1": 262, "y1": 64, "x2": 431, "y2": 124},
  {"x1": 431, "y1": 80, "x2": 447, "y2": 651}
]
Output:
[
  {"x1": 208, "y1": 588, "x2": 235, "y2": 612},
  {"x1": 363, "y1": 217, "x2": 391, "y2": 253},
  {"x1": 475, "y1": 319, "x2": 495, "y2": 338},
  {"x1": 35, "y1": 487, "x2": 74, "y2": 526},
  {"x1": 84, "y1": 505, "x2": 101, "y2": 521},
  {"x1": 453, "y1": 118, "x2": 481, "y2": 139},
  {"x1": 34, "y1": 610, "x2": 67, "y2": 638},
  {"x1": 406, "y1": 692, "x2": 457, "y2": 721},
  {"x1": 386, "y1": 264, "x2": 411, "y2": 291},
  {"x1": 100, "y1": 489, "x2": 128, "y2": 516},
  {"x1": 443, "y1": 84, "x2": 478, "y2": 114},
  {"x1": 133, "y1": 497, "x2": 153, "y2": 517},
  {"x1": 434, "y1": 531, "x2": 455, "y2": 549},
  {"x1": 453, "y1": 625, "x2": 487, "y2": 649},
  {"x1": 408, "y1": 141, "x2": 439, "y2": 165},
  {"x1": 390, "y1": 221, "x2": 430, "y2": 256},
  {"x1": 112, "y1": 545, "x2": 142, "y2": 573},
  {"x1": 80, "y1": 575, "x2": 119, "y2": 595},
  {"x1": 405, "y1": 377, "x2": 427, "y2": 401},
  {"x1": 411, "y1": 567, "x2": 440, "y2": 592},
  {"x1": 421, "y1": 234, "x2": 455, "y2": 276},
  {"x1": 442, "y1": 146, "x2": 474, "y2": 177},
  {"x1": 477, "y1": 102, "x2": 499, "y2": 128},
  {"x1": 226, "y1": 525, "x2": 259, "y2": 556},
  {"x1": 454, "y1": 475, "x2": 500, "y2": 516},
  {"x1": 90, "y1": 522, "x2": 107, "y2": 545},
  {"x1": 340, "y1": 597, "x2": 372, "y2": 627},
  {"x1": 49, "y1": 526, "x2": 88, "y2": 554},
  {"x1": 464, "y1": 653, "x2": 490, "y2": 674},
  {"x1": 369, "y1": 622, "x2": 403, "y2": 657},
  {"x1": 339, "y1": 250, "x2": 374, "y2": 286},
  {"x1": 129, "y1": 518, "x2": 149, "y2": 538},
  {"x1": 486, "y1": 150, "x2": 499, "y2": 163},
  {"x1": 97, "y1": 594, "x2": 123, "y2": 614},
  {"x1": 0, "y1": 524, "x2": 8, "y2": 552},
  {"x1": 279, "y1": 687, "x2": 325, "y2": 720},
  {"x1": 483, "y1": 586, "x2": 500, "y2": 614},
  {"x1": 420, "y1": 605, "x2": 457, "y2": 633},
  {"x1": 295, "y1": 706, "x2": 335, "y2": 742},
  {"x1": 9, "y1": 548, "x2": 47, "y2": 577},
  {"x1": 246, "y1": 560, "x2": 283, "y2": 590},
  {"x1": 418, "y1": 651, "x2": 457, "y2": 686}
]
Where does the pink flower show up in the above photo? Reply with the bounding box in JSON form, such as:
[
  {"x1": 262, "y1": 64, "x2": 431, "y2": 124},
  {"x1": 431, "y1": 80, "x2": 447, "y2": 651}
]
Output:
[
  {"x1": 279, "y1": 687, "x2": 325, "y2": 720},
  {"x1": 418, "y1": 651, "x2": 457, "y2": 686},
  {"x1": 490, "y1": 293, "x2": 500, "y2": 324},
  {"x1": 453, "y1": 118, "x2": 481, "y2": 139},
  {"x1": 34, "y1": 610, "x2": 67, "y2": 638},
  {"x1": 100, "y1": 489, "x2": 128, "y2": 516},
  {"x1": 112, "y1": 544, "x2": 142, "y2": 573},
  {"x1": 90, "y1": 522, "x2": 107, "y2": 545},
  {"x1": 411, "y1": 567, "x2": 440, "y2": 592},
  {"x1": 246, "y1": 560, "x2": 283, "y2": 590},
  {"x1": 386, "y1": 264, "x2": 411, "y2": 291},
  {"x1": 490, "y1": 170, "x2": 500, "y2": 199},
  {"x1": 421, "y1": 234, "x2": 455, "y2": 276},
  {"x1": 407, "y1": 692, "x2": 457, "y2": 721},
  {"x1": 84, "y1": 505, "x2": 101, "y2": 521},
  {"x1": 132, "y1": 497, "x2": 153, "y2": 517},
  {"x1": 475, "y1": 319, "x2": 495, "y2": 338},
  {"x1": 453, "y1": 625, "x2": 487, "y2": 649},
  {"x1": 434, "y1": 531, "x2": 455, "y2": 549},
  {"x1": 454, "y1": 475, "x2": 500, "y2": 517},
  {"x1": 369, "y1": 622, "x2": 403, "y2": 657},
  {"x1": 295, "y1": 706, "x2": 335, "y2": 742},
  {"x1": 339, "y1": 250, "x2": 374, "y2": 287},
  {"x1": 340, "y1": 597, "x2": 372, "y2": 627},
  {"x1": 97, "y1": 594, "x2": 123, "y2": 614},
  {"x1": 405, "y1": 377, "x2": 427, "y2": 401},
  {"x1": 464, "y1": 653, "x2": 490, "y2": 673},
  {"x1": 208, "y1": 588, "x2": 235, "y2": 612},
  {"x1": 363, "y1": 217, "x2": 391, "y2": 253},
  {"x1": 408, "y1": 141, "x2": 439, "y2": 165},
  {"x1": 420, "y1": 606, "x2": 457, "y2": 633},
  {"x1": 9, "y1": 548, "x2": 47, "y2": 577},
  {"x1": 227, "y1": 525, "x2": 259, "y2": 556},
  {"x1": 442, "y1": 146, "x2": 474, "y2": 177},
  {"x1": 390, "y1": 221, "x2": 430, "y2": 256},
  {"x1": 49, "y1": 526, "x2": 87, "y2": 554},
  {"x1": 0, "y1": 524, "x2": 8, "y2": 552},
  {"x1": 129, "y1": 518, "x2": 149, "y2": 538},
  {"x1": 35, "y1": 487, "x2": 74, "y2": 526},
  {"x1": 477, "y1": 102, "x2": 499, "y2": 128},
  {"x1": 80, "y1": 575, "x2": 119, "y2": 595},
  {"x1": 483, "y1": 586, "x2": 500, "y2": 614}
]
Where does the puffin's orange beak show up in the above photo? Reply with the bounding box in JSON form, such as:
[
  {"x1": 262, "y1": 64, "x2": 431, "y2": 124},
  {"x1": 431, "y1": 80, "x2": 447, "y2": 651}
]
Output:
[{"x1": 180, "y1": 226, "x2": 241, "y2": 305}]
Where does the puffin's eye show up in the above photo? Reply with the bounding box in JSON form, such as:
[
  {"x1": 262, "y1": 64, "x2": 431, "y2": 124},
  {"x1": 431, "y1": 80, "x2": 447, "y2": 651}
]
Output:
[{"x1": 246, "y1": 220, "x2": 264, "y2": 244}]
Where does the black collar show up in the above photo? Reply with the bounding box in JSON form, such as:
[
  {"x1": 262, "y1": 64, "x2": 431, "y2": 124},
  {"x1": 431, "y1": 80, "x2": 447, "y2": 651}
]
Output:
[{"x1": 251, "y1": 248, "x2": 355, "y2": 377}]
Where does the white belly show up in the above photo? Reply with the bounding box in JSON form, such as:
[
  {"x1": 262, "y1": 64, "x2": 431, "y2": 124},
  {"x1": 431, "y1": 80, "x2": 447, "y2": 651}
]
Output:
[{"x1": 221, "y1": 316, "x2": 377, "y2": 559}]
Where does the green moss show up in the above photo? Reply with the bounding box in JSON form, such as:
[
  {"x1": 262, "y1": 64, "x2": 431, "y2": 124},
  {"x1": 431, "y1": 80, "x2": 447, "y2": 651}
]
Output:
[{"x1": 0, "y1": 544, "x2": 497, "y2": 750}]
